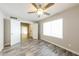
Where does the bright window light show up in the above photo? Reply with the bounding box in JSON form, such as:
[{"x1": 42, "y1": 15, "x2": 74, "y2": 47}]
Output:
[
  {"x1": 22, "y1": 26, "x2": 28, "y2": 34},
  {"x1": 43, "y1": 18, "x2": 63, "y2": 39}
]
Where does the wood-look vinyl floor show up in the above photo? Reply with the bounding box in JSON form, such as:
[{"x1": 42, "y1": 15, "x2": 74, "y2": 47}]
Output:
[{"x1": 0, "y1": 39, "x2": 77, "y2": 56}]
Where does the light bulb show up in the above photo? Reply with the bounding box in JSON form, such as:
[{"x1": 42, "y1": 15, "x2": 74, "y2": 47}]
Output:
[{"x1": 37, "y1": 8, "x2": 43, "y2": 15}]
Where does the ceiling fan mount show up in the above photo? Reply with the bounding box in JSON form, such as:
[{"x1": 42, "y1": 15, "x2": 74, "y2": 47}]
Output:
[{"x1": 27, "y1": 3, "x2": 55, "y2": 17}]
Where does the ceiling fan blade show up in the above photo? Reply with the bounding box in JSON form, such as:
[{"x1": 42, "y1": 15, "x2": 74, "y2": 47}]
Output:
[
  {"x1": 44, "y1": 3, "x2": 54, "y2": 10},
  {"x1": 32, "y1": 3, "x2": 38, "y2": 9},
  {"x1": 28, "y1": 11, "x2": 36, "y2": 13},
  {"x1": 38, "y1": 3, "x2": 42, "y2": 8},
  {"x1": 44, "y1": 12, "x2": 50, "y2": 15}
]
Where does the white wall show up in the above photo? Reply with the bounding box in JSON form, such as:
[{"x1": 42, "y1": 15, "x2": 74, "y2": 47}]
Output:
[
  {"x1": 0, "y1": 11, "x2": 4, "y2": 51},
  {"x1": 4, "y1": 19, "x2": 10, "y2": 46},
  {"x1": 39, "y1": 5, "x2": 79, "y2": 55}
]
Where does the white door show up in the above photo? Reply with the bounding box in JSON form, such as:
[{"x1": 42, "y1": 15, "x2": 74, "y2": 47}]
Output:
[
  {"x1": 11, "y1": 19, "x2": 20, "y2": 46},
  {"x1": 0, "y1": 12, "x2": 4, "y2": 51},
  {"x1": 32, "y1": 23, "x2": 38, "y2": 39}
]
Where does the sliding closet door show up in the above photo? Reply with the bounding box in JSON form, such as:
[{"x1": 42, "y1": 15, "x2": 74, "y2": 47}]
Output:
[
  {"x1": 11, "y1": 19, "x2": 20, "y2": 46},
  {"x1": 0, "y1": 12, "x2": 4, "y2": 51}
]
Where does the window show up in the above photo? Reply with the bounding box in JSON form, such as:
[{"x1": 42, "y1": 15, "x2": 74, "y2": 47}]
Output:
[{"x1": 43, "y1": 18, "x2": 63, "y2": 39}]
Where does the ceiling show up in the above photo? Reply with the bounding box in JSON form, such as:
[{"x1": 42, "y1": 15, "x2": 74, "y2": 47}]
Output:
[{"x1": 0, "y1": 3, "x2": 78, "y2": 21}]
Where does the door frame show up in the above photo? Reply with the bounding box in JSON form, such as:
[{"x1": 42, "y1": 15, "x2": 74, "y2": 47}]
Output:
[{"x1": 20, "y1": 22, "x2": 30, "y2": 43}]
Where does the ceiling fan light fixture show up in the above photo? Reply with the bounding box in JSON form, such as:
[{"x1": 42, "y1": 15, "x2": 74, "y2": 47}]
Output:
[
  {"x1": 28, "y1": 3, "x2": 54, "y2": 17},
  {"x1": 37, "y1": 8, "x2": 44, "y2": 15}
]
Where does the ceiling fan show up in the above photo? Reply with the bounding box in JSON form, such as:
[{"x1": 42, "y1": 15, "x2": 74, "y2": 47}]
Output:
[{"x1": 27, "y1": 3, "x2": 55, "y2": 17}]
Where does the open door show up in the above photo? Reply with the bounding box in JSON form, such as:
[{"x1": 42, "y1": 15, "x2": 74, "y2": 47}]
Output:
[
  {"x1": 32, "y1": 23, "x2": 38, "y2": 40},
  {"x1": 21, "y1": 23, "x2": 30, "y2": 42}
]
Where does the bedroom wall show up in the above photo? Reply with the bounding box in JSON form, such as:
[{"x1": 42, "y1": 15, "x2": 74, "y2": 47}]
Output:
[
  {"x1": 4, "y1": 19, "x2": 10, "y2": 46},
  {"x1": 38, "y1": 5, "x2": 79, "y2": 55}
]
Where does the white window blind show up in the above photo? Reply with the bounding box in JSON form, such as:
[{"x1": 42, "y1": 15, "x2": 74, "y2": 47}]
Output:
[{"x1": 43, "y1": 19, "x2": 63, "y2": 39}]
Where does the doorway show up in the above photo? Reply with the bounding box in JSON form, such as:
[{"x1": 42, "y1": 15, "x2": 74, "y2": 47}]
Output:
[{"x1": 21, "y1": 23, "x2": 30, "y2": 42}]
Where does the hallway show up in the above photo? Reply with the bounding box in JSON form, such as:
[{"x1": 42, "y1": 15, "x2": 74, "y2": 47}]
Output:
[{"x1": 0, "y1": 39, "x2": 77, "y2": 56}]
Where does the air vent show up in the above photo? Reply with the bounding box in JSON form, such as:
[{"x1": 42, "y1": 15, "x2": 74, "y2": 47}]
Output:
[{"x1": 10, "y1": 16, "x2": 17, "y2": 19}]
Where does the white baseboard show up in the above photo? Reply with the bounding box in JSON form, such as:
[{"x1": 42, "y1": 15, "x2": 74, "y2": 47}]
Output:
[{"x1": 41, "y1": 39, "x2": 79, "y2": 55}]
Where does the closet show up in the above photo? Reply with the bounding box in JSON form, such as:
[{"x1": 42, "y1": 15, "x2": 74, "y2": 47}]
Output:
[{"x1": 4, "y1": 18, "x2": 20, "y2": 47}]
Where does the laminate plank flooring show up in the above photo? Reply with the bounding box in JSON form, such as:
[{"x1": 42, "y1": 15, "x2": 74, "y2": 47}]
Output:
[{"x1": 0, "y1": 39, "x2": 77, "y2": 56}]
